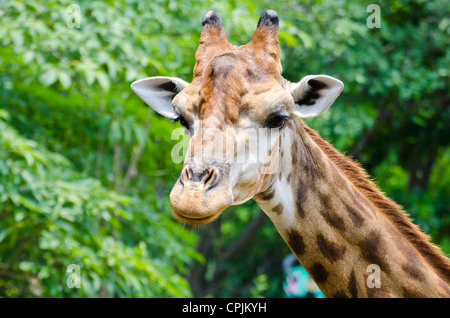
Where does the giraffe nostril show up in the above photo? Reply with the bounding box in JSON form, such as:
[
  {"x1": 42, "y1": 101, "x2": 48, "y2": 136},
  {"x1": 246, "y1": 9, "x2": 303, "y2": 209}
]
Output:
[
  {"x1": 180, "y1": 166, "x2": 191, "y2": 184},
  {"x1": 181, "y1": 166, "x2": 219, "y2": 188},
  {"x1": 204, "y1": 167, "x2": 218, "y2": 187},
  {"x1": 204, "y1": 169, "x2": 214, "y2": 185}
]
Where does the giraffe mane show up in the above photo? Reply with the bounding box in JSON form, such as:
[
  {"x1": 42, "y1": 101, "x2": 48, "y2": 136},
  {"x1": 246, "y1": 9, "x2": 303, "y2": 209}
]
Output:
[{"x1": 300, "y1": 119, "x2": 450, "y2": 284}]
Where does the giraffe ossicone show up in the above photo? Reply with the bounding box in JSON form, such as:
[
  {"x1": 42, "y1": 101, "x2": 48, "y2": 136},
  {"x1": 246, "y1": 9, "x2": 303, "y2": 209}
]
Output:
[{"x1": 131, "y1": 10, "x2": 450, "y2": 298}]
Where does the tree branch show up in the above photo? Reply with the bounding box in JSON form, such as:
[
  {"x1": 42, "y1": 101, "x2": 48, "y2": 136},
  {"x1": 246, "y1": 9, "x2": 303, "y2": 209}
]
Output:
[
  {"x1": 116, "y1": 145, "x2": 143, "y2": 193},
  {"x1": 221, "y1": 211, "x2": 268, "y2": 262},
  {"x1": 0, "y1": 210, "x2": 11, "y2": 219},
  {"x1": 349, "y1": 104, "x2": 391, "y2": 158}
]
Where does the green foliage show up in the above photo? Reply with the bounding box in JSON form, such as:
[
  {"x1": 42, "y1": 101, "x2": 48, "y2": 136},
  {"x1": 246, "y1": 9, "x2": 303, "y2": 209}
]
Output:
[
  {"x1": 0, "y1": 113, "x2": 199, "y2": 297},
  {"x1": 250, "y1": 274, "x2": 269, "y2": 298},
  {"x1": 0, "y1": 0, "x2": 448, "y2": 298},
  {"x1": 0, "y1": 0, "x2": 205, "y2": 297}
]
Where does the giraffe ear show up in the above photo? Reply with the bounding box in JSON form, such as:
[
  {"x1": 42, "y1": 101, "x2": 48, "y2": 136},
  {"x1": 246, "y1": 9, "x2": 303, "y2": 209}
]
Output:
[
  {"x1": 289, "y1": 75, "x2": 344, "y2": 118},
  {"x1": 131, "y1": 76, "x2": 189, "y2": 119}
]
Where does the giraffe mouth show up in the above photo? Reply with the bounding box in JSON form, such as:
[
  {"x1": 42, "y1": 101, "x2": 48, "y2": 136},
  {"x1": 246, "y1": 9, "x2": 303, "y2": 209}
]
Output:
[
  {"x1": 172, "y1": 209, "x2": 224, "y2": 225},
  {"x1": 169, "y1": 167, "x2": 233, "y2": 226}
]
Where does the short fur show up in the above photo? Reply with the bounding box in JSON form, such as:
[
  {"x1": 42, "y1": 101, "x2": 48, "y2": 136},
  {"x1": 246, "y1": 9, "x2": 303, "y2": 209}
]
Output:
[{"x1": 300, "y1": 120, "x2": 450, "y2": 284}]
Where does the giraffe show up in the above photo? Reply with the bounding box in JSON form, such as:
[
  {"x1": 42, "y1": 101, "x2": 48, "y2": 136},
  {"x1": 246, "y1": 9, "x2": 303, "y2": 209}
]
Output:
[{"x1": 131, "y1": 10, "x2": 450, "y2": 297}]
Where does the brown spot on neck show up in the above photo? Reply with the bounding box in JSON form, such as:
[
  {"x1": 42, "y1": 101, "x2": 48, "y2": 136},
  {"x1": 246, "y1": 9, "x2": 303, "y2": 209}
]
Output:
[
  {"x1": 358, "y1": 231, "x2": 391, "y2": 274},
  {"x1": 294, "y1": 179, "x2": 308, "y2": 219},
  {"x1": 319, "y1": 194, "x2": 346, "y2": 231},
  {"x1": 343, "y1": 202, "x2": 365, "y2": 228},
  {"x1": 366, "y1": 286, "x2": 392, "y2": 298},
  {"x1": 291, "y1": 141, "x2": 298, "y2": 166},
  {"x1": 271, "y1": 203, "x2": 284, "y2": 215},
  {"x1": 309, "y1": 263, "x2": 329, "y2": 284},
  {"x1": 332, "y1": 290, "x2": 348, "y2": 298},
  {"x1": 286, "y1": 230, "x2": 306, "y2": 256},
  {"x1": 348, "y1": 271, "x2": 358, "y2": 298},
  {"x1": 385, "y1": 224, "x2": 427, "y2": 282},
  {"x1": 286, "y1": 172, "x2": 292, "y2": 183},
  {"x1": 402, "y1": 263, "x2": 425, "y2": 281},
  {"x1": 402, "y1": 287, "x2": 427, "y2": 298},
  {"x1": 316, "y1": 234, "x2": 347, "y2": 263}
]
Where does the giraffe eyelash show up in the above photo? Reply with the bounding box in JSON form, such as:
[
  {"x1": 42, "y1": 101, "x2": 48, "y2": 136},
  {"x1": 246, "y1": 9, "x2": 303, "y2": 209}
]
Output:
[{"x1": 264, "y1": 114, "x2": 292, "y2": 129}]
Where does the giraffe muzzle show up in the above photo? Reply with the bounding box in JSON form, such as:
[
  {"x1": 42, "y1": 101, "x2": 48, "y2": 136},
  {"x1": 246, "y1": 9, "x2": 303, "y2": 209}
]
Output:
[{"x1": 169, "y1": 164, "x2": 233, "y2": 225}]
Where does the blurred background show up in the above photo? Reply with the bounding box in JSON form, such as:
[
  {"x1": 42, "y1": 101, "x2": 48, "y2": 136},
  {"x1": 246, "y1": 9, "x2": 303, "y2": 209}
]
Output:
[{"x1": 0, "y1": 0, "x2": 448, "y2": 297}]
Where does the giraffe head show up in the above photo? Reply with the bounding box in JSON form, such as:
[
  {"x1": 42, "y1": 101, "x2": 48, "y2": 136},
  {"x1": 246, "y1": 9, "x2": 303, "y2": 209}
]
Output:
[{"x1": 131, "y1": 10, "x2": 343, "y2": 225}]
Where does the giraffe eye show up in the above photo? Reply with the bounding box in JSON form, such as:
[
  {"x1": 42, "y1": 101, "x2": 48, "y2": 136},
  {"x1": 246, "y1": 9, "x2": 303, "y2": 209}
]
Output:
[{"x1": 265, "y1": 114, "x2": 292, "y2": 129}]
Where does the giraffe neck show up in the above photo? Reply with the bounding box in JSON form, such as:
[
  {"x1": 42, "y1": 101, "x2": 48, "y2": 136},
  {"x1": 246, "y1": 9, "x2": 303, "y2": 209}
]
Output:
[{"x1": 255, "y1": 119, "x2": 450, "y2": 298}]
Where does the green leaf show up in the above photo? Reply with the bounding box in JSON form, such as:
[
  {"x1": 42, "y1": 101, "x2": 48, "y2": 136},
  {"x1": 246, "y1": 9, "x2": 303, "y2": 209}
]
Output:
[
  {"x1": 39, "y1": 69, "x2": 58, "y2": 86},
  {"x1": 133, "y1": 125, "x2": 146, "y2": 148},
  {"x1": 58, "y1": 72, "x2": 72, "y2": 89},
  {"x1": 23, "y1": 51, "x2": 34, "y2": 63},
  {"x1": 96, "y1": 71, "x2": 110, "y2": 91}
]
